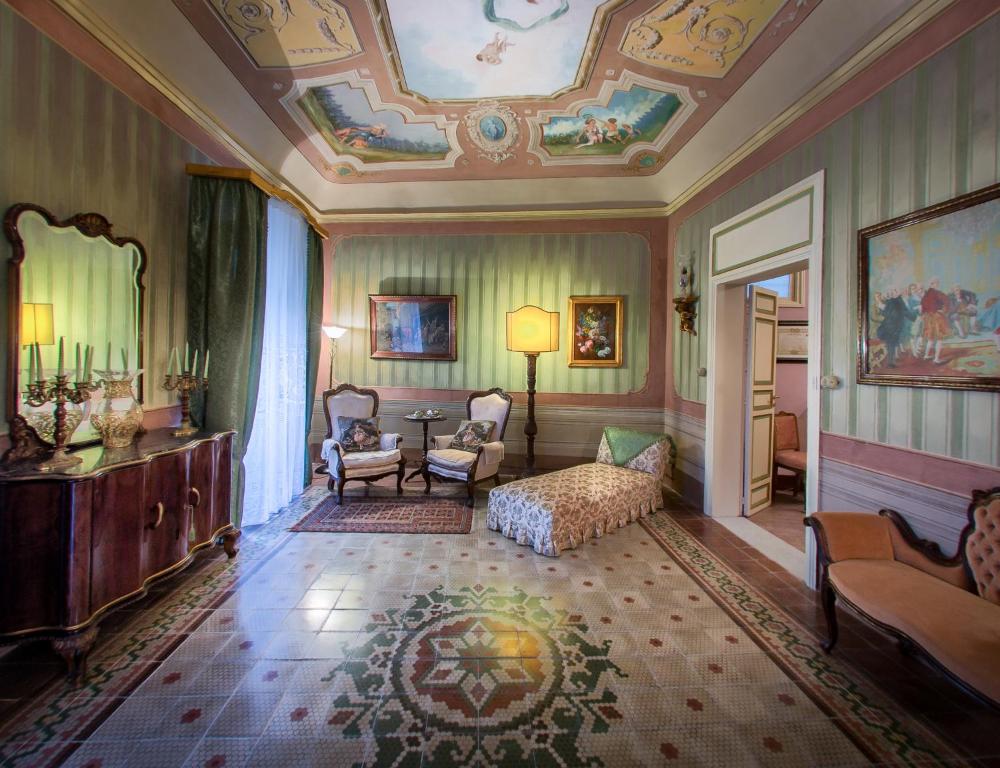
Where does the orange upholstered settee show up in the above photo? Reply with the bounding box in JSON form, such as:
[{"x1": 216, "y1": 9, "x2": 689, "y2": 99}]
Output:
[{"x1": 805, "y1": 487, "x2": 1000, "y2": 708}]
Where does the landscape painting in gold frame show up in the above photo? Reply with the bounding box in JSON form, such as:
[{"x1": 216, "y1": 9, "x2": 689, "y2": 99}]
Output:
[{"x1": 568, "y1": 295, "x2": 623, "y2": 368}]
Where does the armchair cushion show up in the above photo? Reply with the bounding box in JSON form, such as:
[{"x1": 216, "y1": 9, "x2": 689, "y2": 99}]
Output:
[
  {"x1": 774, "y1": 449, "x2": 807, "y2": 472},
  {"x1": 337, "y1": 416, "x2": 380, "y2": 452},
  {"x1": 967, "y1": 494, "x2": 1000, "y2": 605},
  {"x1": 449, "y1": 420, "x2": 496, "y2": 452},
  {"x1": 431, "y1": 434, "x2": 457, "y2": 450},
  {"x1": 328, "y1": 448, "x2": 402, "y2": 478},
  {"x1": 810, "y1": 512, "x2": 893, "y2": 562},
  {"x1": 380, "y1": 433, "x2": 401, "y2": 451}
]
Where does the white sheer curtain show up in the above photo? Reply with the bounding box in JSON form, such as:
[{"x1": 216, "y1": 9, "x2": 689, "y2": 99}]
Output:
[{"x1": 242, "y1": 199, "x2": 309, "y2": 526}]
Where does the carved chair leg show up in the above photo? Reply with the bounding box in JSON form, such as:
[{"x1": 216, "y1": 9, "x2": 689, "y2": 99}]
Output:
[
  {"x1": 327, "y1": 475, "x2": 335, "y2": 492},
  {"x1": 222, "y1": 529, "x2": 241, "y2": 559},
  {"x1": 336, "y1": 477, "x2": 345, "y2": 505},
  {"x1": 466, "y1": 478, "x2": 476, "y2": 507},
  {"x1": 423, "y1": 464, "x2": 432, "y2": 495},
  {"x1": 819, "y1": 580, "x2": 839, "y2": 653},
  {"x1": 493, "y1": 474, "x2": 502, "y2": 487},
  {"x1": 52, "y1": 625, "x2": 99, "y2": 682},
  {"x1": 396, "y1": 462, "x2": 405, "y2": 496}
]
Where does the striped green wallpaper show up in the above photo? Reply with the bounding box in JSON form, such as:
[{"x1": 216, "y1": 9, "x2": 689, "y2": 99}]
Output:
[
  {"x1": 329, "y1": 233, "x2": 651, "y2": 394},
  {"x1": 673, "y1": 15, "x2": 1000, "y2": 466},
  {"x1": 0, "y1": 4, "x2": 209, "y2": 433}
]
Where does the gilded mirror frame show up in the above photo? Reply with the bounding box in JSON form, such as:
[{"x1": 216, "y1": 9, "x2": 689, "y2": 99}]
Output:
[{"x1": 4, "y1": 203, "x2": 147, "y2": 459}]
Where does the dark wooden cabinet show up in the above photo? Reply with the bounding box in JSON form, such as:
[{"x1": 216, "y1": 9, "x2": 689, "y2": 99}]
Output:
[{"x1": 0, "y1": 429, "x2": 238, "y2": 676}]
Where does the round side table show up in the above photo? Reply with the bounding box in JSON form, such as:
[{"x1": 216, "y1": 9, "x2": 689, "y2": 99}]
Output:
[{"x1": 404, "y1": 414, "x2": 447, "y2": 482}]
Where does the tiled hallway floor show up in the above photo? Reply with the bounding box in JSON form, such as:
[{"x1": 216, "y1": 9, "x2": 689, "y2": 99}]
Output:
[{"x1": 1, "y1": 481, "x2": 997, "y2": 767}]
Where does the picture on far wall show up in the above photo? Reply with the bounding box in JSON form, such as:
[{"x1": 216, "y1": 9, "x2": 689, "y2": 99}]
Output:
[
  {"x1": 568, "y1": 295, "x2": 623, "y2": 367},
  {"x1": 369, "y1": 295, "x2": 457, "y2": 361},
  {"x1": 777, "y1": 320, "x2": 808, "y2": 363},
  {"x1": 857, "y1": 182, "x2": 1000, "y2": 391}
]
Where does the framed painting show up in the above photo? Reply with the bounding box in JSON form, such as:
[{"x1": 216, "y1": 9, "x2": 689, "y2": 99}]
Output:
[
  {"x1": 777, "y1": 320, "x2": 808, "y2": 363},
  {"x1": 568, "y1": 295, "x2": 623, "y2": 367},
  {"x1": 369, "y1": 295, "x2": 457, "y2": 361},
  {"x1": 857, "y1": 183, "x2": 1000, "y2": 391}
]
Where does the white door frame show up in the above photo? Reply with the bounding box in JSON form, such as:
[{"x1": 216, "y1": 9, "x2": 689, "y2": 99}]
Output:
[{"x1": 703, "y1": 171, "x2": 825, "y2": 588}]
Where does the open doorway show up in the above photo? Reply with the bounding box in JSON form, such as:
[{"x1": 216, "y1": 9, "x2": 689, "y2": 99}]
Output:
[
  {"x1": 744, "y1": 272, "x2": 808, "y2": 553},
  {"x1": 703, "y1": 171, "x2": 824, "y2": 587}
]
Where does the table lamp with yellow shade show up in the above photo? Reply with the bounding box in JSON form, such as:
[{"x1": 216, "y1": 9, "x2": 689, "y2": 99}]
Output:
[
  {"x1": 506, "y1": 305, "x2": 559, "y2": 476},
  {"x1": 21, "y1": 303, "x2": 54, "y2": 379}
]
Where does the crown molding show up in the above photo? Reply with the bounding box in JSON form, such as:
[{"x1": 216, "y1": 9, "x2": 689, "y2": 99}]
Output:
[
  {"x1": 662, "y1": 0, "x2": 959, "y2": 216},
  {"x1": 316, "y1": 205, "x2": 669, "y2": 224},
  {"x1": 47, "y1": 0, "x2": 328, "y2": 224}
]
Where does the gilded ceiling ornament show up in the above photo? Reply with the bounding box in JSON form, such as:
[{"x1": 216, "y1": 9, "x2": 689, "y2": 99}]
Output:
[
  {"x1": 620, "y1": 0, "x2": 786, "y2": 78},
  {"x1": 463, "y1": 101, "x2": 521, "y2": 165},
  {"x1": 212, "y1": 0, "x2": 361, "y2": 68}
]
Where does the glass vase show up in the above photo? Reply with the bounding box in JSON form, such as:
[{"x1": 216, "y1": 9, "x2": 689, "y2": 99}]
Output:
[{"x1": 91, "y1": 370, "x2": 144, "y2": 449}]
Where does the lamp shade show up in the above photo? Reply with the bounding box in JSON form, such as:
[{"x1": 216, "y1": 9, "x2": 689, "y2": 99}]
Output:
[
  {"x1": 506, "y1": 305, "x2": 559, "y2": 353},
  {"x1": 323, "y1": 325, "x2": 348, "y2": 339},
  {"x1": 21, "y1": 303, "x2": 54, "y2": 346}
]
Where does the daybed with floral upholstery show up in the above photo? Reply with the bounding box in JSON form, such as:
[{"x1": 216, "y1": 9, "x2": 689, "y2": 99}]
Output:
[
  {"x1": 487, "y1": 428, "x2": 676, "y2": 556},
  {"x1": 806, "y1": 486, "x2": 1000, "y2": 707}
]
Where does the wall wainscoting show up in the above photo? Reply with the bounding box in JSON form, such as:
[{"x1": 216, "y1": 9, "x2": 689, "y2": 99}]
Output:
[
  {"x1": 818, "y1": 457, "x2": 971, "y2": 555},
  {"x1": 311, "y1": 399, "x2": 670, "y2": 470},
  {"x1": 663, "y1": 408, "x2": 706, "y2": 505}
]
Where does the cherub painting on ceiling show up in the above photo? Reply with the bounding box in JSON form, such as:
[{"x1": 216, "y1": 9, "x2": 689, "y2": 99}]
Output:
[
  {"x1": 541, "y1": 84, "x2": 680, "y2": 156},
  {"x1": 384, "y1": 0, "x2": 611, "y2": 99},
  {"x1": 298, "y1": 82, "x2": 450, "y2": 163}
]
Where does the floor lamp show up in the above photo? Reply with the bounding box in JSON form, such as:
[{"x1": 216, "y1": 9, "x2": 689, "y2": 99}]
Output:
[
  {"x1": 506, "y1": 305, "x2": 559, "y2": 477},
  {"x1": 322, "y1": 325, "x2": 347, "y2": 389}
]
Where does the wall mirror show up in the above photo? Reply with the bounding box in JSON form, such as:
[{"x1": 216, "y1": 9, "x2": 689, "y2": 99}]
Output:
[{"x1": 5, "y1": 204, "x2": 145, "y2": 453}]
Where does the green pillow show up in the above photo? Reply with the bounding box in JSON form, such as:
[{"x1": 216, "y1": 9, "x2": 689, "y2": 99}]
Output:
[
  {"x1": 449, "y1": 419, "x2": 496, "y2": 452},
  {"x1": 337, "y1": 416, "x2": 380, "y2": 453}
]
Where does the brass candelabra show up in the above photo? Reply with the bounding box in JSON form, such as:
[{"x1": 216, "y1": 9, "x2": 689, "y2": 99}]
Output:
[
  {"x1": 23, "y1": 374, "x2": 97, "y2": 471},
  {"x1": 163, "y1": 371, "x2": 207, "y2": 437}
]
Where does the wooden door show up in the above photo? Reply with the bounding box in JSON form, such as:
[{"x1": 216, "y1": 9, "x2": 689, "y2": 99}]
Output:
[
  {"x1": 744, "y1": 286, "x2": 778, "y2": 516},
  {"x1": 142, "y1": 452, "x2": 191, "y2": 577}
]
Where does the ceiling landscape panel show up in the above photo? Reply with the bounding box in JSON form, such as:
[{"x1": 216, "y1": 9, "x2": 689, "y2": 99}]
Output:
[{"x1": 175, "y1": 0, "x2": 823, "y2": 184}]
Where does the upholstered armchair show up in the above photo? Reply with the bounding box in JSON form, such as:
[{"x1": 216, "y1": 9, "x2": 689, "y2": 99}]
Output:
[
  {"x1": 319, "y1": 384, "x2": 405, "y2": 504},
  {"x1": 422, "y1": 388, "x2": 512, "y2": 506}
]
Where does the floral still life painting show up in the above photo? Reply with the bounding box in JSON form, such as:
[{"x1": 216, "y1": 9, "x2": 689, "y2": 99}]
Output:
[
  {"x1": 858, "y1": 183, "x2": 1000, "y2": 391},
  {"x1": 568, "y1": 295, "x2": 623, "y2": 367},
  {"x1": 369, "y1": 295, "x2": 457, "y2": 361}
]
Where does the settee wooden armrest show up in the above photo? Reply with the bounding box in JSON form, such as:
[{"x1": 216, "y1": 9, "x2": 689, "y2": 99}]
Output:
[{"x1": 805, "y1": 488, "x2": 1000, "y2": 709}]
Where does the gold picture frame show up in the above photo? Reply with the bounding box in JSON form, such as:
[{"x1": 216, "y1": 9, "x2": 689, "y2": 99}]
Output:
[{"x1": 568, "y1": 295, "x2": 623, "y2": 367}]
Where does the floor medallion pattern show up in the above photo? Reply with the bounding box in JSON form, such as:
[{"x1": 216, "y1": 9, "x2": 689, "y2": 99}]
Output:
[{"x1": 0, "y1": 484, "x2": 970, "y2": 767}]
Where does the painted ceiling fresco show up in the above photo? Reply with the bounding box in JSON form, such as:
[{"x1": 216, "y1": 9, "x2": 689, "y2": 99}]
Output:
[
  {"x1": 178, "y1": 0, "x2": 818, "y2": 183},
  {"x1": 383, "y1": 0, "x2": 614, "y2": 100}
]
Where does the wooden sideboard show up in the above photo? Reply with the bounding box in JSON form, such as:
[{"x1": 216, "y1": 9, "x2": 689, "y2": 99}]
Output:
[{"x1": 0, "y1": 429, "x2": 239, "y2": 677}]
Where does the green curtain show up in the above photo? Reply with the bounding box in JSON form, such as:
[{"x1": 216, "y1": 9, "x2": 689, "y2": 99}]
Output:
[
  {"x1": 303, "y1": 228, "x2": 324, "y2": 486},
  {"x1": 186, "y1": 176, "x2": 268, "y2": 527}
]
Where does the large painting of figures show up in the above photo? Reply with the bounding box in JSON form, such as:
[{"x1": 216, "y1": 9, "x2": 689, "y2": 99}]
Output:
[{"x1": 857, "y1": 183, "x2": 1000, "y2": 391}]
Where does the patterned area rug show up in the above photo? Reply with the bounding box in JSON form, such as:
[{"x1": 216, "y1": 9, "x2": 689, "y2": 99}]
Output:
[
  {"x1": 0, "y1": 491, "x2": 965, "y2": 768},
  {"x1": 290, "y1": 495, "x2": 473, "y2": 534}
]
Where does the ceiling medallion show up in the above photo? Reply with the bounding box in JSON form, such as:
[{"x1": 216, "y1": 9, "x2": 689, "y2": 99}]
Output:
[{"x1": 463, "y1": 101, "x2": 521, "y2": 165}]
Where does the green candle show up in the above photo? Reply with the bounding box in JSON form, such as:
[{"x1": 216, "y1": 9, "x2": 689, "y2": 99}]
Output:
[
  {"x1": 75, "y1": 343, "x2": 81, "y2": 382},
  {"x1": 34, "y1": 343, "x2": 42, "y2": 380},
  {"x1": 27, "y1": 343, "x2": 35, "y2": 384},
  {"x1": 84, "y1": 345, "x2": 92, "y2": 382},
  {"x1": 57, "y1": 336, "x2": 64, "y2": 376},
  {"x1": 203, "y1": 349, "x2": 210, "y2": 379},
  {"x1": 121, "y1": 347, "x2": 128, "y2": 371},
  {"x1": 192, "y1": 349, "x2": 199, "y2": 378},
  {"x1": 106, "y1": 342, "x2": 112, "y2": 370}
]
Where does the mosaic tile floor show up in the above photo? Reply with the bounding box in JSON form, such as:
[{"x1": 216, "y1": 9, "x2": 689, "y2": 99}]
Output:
[{"x1": 0, "y1": 480, "x2": 996, "y2": 767}]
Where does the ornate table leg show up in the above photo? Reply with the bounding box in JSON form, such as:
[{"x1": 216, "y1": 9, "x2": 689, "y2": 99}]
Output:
[
  {"x1": 405, "y1": 421, "x2": 431, "y2": 482},
  {"x1": 52, "y1": 625, "x2": 99, "y2": 682}
]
